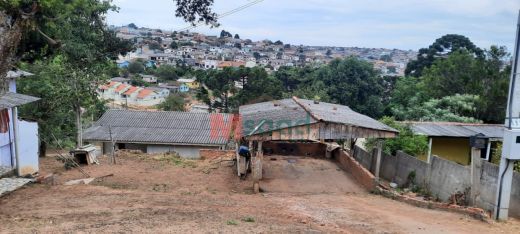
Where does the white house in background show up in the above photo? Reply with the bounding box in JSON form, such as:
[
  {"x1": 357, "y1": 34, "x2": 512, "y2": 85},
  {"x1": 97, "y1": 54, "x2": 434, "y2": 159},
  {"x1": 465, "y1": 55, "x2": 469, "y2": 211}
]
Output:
[
  {"x1": 0, "y1": 70, "x2": 40, "y2": 177},
  {"x1": 140, "y1": 74, "x2": 158, "y2": 83},
  {"x1": 245, "y1": 61, "x2": 257, "y2": 68}
]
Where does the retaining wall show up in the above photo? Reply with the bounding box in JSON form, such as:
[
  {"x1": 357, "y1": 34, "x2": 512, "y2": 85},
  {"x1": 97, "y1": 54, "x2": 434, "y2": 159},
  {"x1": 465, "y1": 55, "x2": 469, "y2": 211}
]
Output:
[{"x1": 351, "y1": 146, "x2": 520, "y2": 218}]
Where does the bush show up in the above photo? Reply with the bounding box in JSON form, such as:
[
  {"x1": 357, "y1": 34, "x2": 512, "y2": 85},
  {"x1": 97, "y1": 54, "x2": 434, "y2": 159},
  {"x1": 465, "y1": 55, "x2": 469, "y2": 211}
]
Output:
[{"x1": 365, "y1": 117, "x2": 428, "y2": 156}]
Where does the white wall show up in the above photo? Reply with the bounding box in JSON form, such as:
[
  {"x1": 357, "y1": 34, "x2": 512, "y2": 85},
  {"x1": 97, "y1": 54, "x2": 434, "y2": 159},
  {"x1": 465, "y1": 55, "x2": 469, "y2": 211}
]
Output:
[{"x1": 147, "y1": 145, "x2": 220, "y2": 159}]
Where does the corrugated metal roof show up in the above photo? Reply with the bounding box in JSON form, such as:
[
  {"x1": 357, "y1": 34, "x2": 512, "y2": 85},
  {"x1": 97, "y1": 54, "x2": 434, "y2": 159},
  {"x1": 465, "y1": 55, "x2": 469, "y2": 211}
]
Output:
[
  {"x1": 239, "y1": 98, "x2": 397, "y2": 136},
  {"x1": 83, "y1": 110, "x2": 234, "y2": 145},
  {"x1": 0, "y1": 92, "x2": 40, "y2": 109},
  {"x1": 407, "y1": 122, "x2": 504, "y2": 138},
  {"x1": 6, "y1": 70, "x2": 33, "y2": 79}
]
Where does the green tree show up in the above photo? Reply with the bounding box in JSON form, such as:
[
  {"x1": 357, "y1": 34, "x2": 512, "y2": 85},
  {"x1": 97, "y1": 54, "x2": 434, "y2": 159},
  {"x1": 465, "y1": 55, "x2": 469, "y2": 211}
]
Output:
[
  {"x1": 234, "y1": 34, "x2": 240, "y2": 39},
  {"x1": 405, "y1": 34, "x2": 483, "y2": 77},
  {"x1": 154, "y1": 65, "x2": 186, "y2": 81},
  {"x1": 157, "y1": 94, "x2": 186, "y2": 111},
  {"x1": 365, "y1": 117, "x2": 429, "y2": 156},
  {"x1": 128, "y1": 23, "x2": 138, "y2": 29},
  {"x1": 0, "y1": 0, "x2": 217, "y2": 83},
  {"x1": 316, "y1": 57, "x2": 385, "y2": 118},
  {"x1": 170, "y1": 41, "x2": 178, "y2": 49},
  {"x1": 128, "y1": 61, "x2": 145, "y2": 74},
  {"x1": 380, "y1": 54, "x2": 392, "y2": 62}
]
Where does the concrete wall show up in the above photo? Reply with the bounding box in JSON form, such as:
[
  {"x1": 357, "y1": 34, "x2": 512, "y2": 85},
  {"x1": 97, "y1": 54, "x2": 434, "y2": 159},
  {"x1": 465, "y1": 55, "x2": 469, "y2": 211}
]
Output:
[
  {"x1": 100, "y1": 142, "x2": 220, "y2": 159},
  {"x1": 147, "y1": 145, "x2": 220, "y2": 159},
  {"x1": 351, "y1": 146, "x2": 520, "y2": 218},
  {"x1": 428, "y1": 156, "x2": 471, "y2": 201}
]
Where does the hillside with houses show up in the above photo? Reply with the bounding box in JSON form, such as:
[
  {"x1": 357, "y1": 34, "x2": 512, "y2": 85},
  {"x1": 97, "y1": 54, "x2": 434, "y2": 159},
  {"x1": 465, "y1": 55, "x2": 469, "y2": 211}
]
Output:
[{"x1": 112, "y1": 24, "x2": 417, "y2": 76}]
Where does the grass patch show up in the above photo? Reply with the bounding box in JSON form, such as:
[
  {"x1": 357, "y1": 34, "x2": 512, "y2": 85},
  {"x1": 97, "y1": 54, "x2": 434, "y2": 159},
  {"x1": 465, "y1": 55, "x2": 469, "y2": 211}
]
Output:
[
  {"x1": 241, "y1": 216, "x2": 255, "y2": 222},
  {"x1": 227, "y1": 220, "x2": 238, "y2": 225}
]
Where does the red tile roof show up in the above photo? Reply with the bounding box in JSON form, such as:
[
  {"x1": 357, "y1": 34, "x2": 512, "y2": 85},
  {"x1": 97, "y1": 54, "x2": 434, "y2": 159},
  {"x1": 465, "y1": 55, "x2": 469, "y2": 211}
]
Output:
[
  {"x1": 123, "y1": 86, "x2": 139, "y2": 95},
  {"x1": 114, "y1": 84, "x2": 129, "y2": 92},
  {"x1": 107, "y1": 81, "x2": 118, "y2": 87},
  {"x1": 137, "y1": 89, "x2": 154, "y2": 99}
]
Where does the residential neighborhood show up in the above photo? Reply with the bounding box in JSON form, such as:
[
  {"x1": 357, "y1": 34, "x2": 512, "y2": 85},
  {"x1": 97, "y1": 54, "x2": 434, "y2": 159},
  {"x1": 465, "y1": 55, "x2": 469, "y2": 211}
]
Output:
[{"x1": 2, "y1": 1, "x2": 520, "y2": 233}]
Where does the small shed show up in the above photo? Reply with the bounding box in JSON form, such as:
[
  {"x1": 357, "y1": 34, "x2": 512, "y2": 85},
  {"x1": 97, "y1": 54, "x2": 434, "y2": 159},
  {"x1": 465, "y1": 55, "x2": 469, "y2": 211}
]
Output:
[{"x1": 407, "y1": 122, "x2": 504, "y2": 165}]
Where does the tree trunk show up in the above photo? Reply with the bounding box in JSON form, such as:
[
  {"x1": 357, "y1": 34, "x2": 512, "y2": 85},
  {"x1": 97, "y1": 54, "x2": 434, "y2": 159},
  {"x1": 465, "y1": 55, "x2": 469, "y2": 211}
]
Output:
[
  {"x1": 39, "y1": 139, "x2": 46, "y2": 158},
  {"x1": 0, "y1": 11, "x2": 25, "y2": 93},
  {"x1": 75, "y1": 105, "x2": 83, "y2": 148}
]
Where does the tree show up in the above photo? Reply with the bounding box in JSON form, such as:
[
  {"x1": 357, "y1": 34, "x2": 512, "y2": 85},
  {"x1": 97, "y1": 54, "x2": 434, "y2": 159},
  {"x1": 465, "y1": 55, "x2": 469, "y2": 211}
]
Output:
[
  {"x1": 170, "y1": 41, "x2": 178, "y2": 49},
  {"x1": 154, "y1": 65, "x2": 187, "y2": 81},
  {"x1": 421, "y1": 48, "x2": 510, "y2": 123},
  {"x1": 196, "y1": 86, "x2": 212, "y2": 111},
  {"x1": 234, "y1": 34, "x2": 240, "y2": 39},
  {"x1": 315, "y1": 58, "x2": 385, "y2": 117},
  {"x1": 274, "y1": 40, "x2": 283, "y2": 45},
  {"x1": 380, "y1": 54, "x2": 392, "y2": 62},
  {"x1": 220, "y1": 30, "x2": 232, "y2": 38},
  {"x1": 365, "y1": 117, "x2": 428, "y2": 156},
  {"x1": 128, "y1": 61, "x2": 145, "y2": 74},
  {"x1": 253, "y1": 52, "x2": 261, "y2": 60},
  {"x1": 157, "y1": 94, "x2": 186, "y2": 111},
  {"x1": 18, "y1": 56, "x2": 109, "y2": 156},
  {"x1": 128, "y1": 23, "x2": 138, "y2": 29},
  {"x1": 0, "y1": 0, "x2": 218, "y2": 86},
  {"x1": 326, "y1": 49, "x2": 332, "y2": 57},
  {"x1": 405, "y1": 34, "x2": 483, "y2": 77},
  {"x1": 149, "y1": 41, "x2": 163, "y2": 51}
]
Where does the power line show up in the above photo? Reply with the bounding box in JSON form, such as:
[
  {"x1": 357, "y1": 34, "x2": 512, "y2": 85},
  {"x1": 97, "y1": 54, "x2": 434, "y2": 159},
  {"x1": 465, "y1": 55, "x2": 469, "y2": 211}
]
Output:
[{"x1": 177, "y1": 0, "x2": 264, "y2": 32}]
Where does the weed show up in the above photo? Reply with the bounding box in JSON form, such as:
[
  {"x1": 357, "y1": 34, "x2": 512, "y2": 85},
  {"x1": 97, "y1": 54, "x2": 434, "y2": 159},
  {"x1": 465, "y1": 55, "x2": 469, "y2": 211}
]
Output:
[
  {"x1": 227, "y1": 220, "x2": 238, "y2": 225},
  {"x1": 241, "y1": 216, "x2": 255, "y2": 222}
]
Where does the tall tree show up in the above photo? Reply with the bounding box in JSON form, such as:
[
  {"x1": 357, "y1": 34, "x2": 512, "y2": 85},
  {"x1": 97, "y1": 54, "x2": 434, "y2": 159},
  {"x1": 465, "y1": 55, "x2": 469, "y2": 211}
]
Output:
[
  {"x1": 405, "y1": 34, "x2": 483, "y2": 77},
  {"x1": 316, "y1": 57, "x2": 385, "y2": 118}
]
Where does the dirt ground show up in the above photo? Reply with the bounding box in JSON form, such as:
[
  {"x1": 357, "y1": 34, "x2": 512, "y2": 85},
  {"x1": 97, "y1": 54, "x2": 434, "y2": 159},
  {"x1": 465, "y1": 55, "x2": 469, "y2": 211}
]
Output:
[{"x1": 1, "y1": 153, "x2": 520, "y2": 233}]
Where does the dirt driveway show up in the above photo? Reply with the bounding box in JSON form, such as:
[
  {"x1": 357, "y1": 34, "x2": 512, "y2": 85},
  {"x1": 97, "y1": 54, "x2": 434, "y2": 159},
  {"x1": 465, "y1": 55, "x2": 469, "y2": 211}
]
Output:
[{"x1": 0, "y1": 153, "x2": 519, "y2": 233}]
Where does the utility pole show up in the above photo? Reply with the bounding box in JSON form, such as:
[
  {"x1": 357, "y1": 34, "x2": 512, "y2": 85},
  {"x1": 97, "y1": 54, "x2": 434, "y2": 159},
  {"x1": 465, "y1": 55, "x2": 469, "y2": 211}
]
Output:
[{"x1": 495, "y1": 10, "x2": 520, "y2": 221}]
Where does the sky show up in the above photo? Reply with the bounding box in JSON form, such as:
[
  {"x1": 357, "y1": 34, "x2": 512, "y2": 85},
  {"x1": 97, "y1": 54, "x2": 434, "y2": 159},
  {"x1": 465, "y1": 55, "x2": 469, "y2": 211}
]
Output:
[{"x1": 107, "y1": 0, "x2": 520, "y2": 50}]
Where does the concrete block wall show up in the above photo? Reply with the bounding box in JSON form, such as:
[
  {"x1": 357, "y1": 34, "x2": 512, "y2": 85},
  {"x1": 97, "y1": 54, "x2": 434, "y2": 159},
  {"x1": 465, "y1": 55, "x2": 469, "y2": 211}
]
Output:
[
  {"x1": 352, "y1": 146, "x2": 520, "y2": 218},
  {"x1": 428, "y1": 156, "x2": 471, "y2": 201}
]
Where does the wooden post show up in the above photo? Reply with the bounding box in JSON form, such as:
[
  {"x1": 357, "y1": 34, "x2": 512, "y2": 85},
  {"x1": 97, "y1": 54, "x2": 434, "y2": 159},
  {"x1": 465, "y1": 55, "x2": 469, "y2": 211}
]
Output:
[
  {"x1": 470, "y1": 147, "x2": 482, "y2": 206},
  {"x1": 374, "y1": 140, "x2": 383, "y2": 179}
]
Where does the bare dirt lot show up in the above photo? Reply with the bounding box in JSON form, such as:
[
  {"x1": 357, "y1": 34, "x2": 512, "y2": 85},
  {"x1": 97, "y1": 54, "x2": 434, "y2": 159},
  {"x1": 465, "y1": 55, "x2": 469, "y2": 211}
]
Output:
[{"x1": 1, "y1": 153, "x2": 519, "y2": 233}]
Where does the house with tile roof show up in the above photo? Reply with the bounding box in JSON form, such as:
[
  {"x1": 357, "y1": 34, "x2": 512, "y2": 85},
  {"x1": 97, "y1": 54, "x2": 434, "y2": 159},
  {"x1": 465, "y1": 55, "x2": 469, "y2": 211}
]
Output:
[
  {"x1": 97, "y1": 82, "x2": 167, "y2": 107},
  {"x1": 83, "y1": 110, "x2": 235, "y2": 158}
]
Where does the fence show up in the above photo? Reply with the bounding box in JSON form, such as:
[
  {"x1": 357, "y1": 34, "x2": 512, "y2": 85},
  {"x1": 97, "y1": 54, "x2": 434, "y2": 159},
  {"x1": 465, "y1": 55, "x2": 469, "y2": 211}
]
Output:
[{"x1": 351, "y1": 146, "x2": 520, "y2": 217}]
